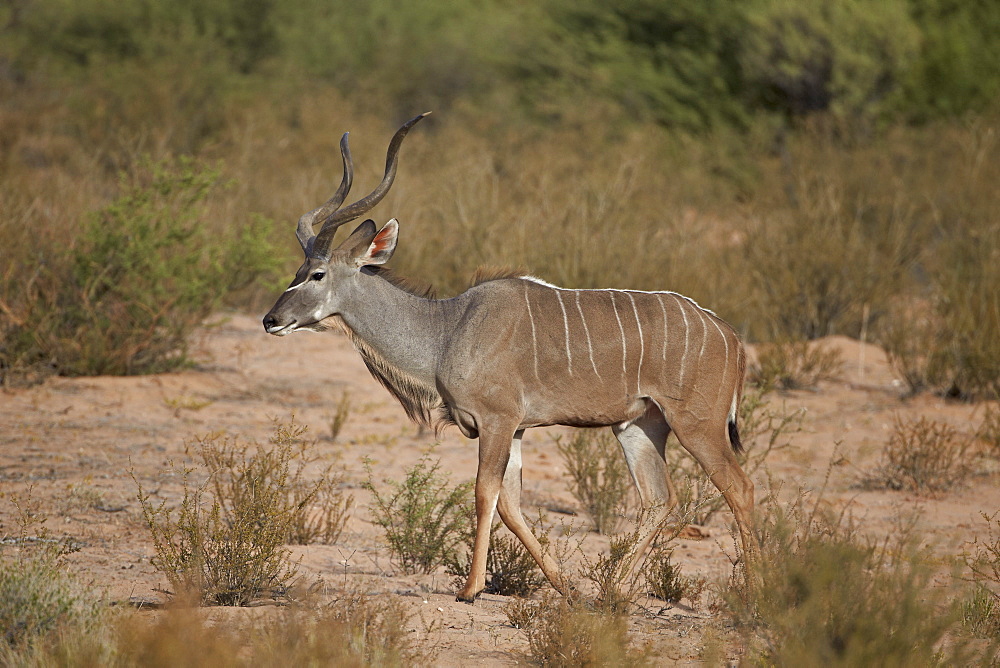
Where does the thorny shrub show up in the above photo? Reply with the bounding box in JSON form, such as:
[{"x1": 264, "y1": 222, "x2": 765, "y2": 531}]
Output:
[{"x1": 860, "y1": 415, "x2": 973, "y2": 493}]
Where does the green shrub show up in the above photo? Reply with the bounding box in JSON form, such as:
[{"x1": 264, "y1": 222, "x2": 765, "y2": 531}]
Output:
[
  {"x1": 0, "y1": 552, "x2": 101, "y2": 652},
  {"x1": 740, "y1": 0, "x2": 919, "y2": 128},
  {"x1": 644, "y1": 548, "x2": 704, "y2": 606},
  {"x1": 364, "y1": 455, "x2": 473, "y2": 575},
  {"x1": 133, "y1": 421, "x2": 340, "y2": 605},
  {"x1": 556, "y1": 429, "x2": 631, "y2": 535},
  {"x1": 0, "y1": 156, "x2": 281, "y2": 382}
]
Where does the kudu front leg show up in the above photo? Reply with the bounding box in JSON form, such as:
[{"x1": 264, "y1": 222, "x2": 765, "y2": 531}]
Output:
[{"x1": 456, "y1": 425, "x2": 517, "y2": 603}]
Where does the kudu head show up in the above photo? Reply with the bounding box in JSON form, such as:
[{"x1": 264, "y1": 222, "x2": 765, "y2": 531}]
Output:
[{"x1": 263, "y1": 113, "x2": 429, "y2": 336}]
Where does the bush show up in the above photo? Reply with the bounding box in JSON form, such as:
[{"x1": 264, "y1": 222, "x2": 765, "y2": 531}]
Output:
[
  {"x1": 724, "y1": 483, "x2": 966, "y2": 665},
  {"x1": 0, "y1": 552, "x2": 101, "y2": 652},
  {"x1": 364, "y1": 455, "x2": 473, "y2": 575},
  {"x1": 556, "y1": 429, "x2": 631, "y2": 535},
  {"x1": 963, "y1": 511, "x2": 1000, "y2": 643},
  {"x1": 644, "y1": 548, "x2": 704, "y2": 606},
  {"x1": 0, "y1": 156, "x2": 281, "y2": 382},
  {"x1": 740, "y1": 0, "x2": 919, "y2": 128},
  {"x1": 506, "y1": 593, "x2": 649, "y2": 667},
  {"x1": 750, "y1": 338, "x2": 843, "y2": 392},
  {"x1": 134, "y1": 421, "x2": 342, "y2": 605},
  {"x1": 447, "y1": 519, "x2": 547, "y2": 598},
  {"x1": 860, "y1": 415, "x2": 972, "y2": 493}
]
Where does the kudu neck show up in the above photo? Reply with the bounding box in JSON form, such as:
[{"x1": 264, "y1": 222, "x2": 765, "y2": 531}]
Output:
[{"x1": 337, "y1": 268, "x2": 450, "y2": 385}]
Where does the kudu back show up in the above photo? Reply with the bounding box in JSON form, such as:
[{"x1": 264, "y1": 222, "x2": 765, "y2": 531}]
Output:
[{"x1": 263, "y1": 114, "x2": 758, "y2": 602}]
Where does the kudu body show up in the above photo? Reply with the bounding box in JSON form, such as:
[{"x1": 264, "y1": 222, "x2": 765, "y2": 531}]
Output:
[{"x1": 263, "y1": 114, "x2": 758, "y2": 602}]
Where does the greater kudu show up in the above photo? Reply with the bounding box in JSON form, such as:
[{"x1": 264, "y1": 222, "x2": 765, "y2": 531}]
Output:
[{"x1": 263, "y1": 114, "x2": 758, "y2": 602}]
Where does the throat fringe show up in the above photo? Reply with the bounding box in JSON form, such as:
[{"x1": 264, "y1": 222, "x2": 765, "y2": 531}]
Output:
[{"x1": 335, "y1": 319, "x2": 448, "y2": 432}]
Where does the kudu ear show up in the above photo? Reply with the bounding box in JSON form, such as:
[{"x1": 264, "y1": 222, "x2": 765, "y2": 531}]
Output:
[{"x1": 355, "y1": 219, "x2": 399, "y2": 266}]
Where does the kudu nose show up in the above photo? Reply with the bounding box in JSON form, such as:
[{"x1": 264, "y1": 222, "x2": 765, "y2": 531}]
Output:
[{"x1": 262, "y1": 313, "x2": 277, "y2": 332}]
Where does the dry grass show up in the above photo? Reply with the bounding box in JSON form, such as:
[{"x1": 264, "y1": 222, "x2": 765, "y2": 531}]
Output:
[
  {"x1": 750, "y1": 339, "x2": 844, "y2": 392},
  {"x1": 724, "y1": 479, "x2": 975, "y2": 665},
  {"x1": 505, "y1": 592, "x2": 651, "y2": 667}
]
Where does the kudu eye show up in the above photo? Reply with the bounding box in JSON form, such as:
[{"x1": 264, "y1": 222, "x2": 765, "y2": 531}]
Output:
[{"x1": 310, "y1": 271, "x2": 326, "y2": 282}]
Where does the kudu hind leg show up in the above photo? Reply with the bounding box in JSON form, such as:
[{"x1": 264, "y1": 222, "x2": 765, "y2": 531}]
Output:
[
  {"x1": 611, "y1": 405, "x2": 677, "y2": 574},
  {"x1": 670, "y1": 414, "x2": 759, "y2": 568},
  {"x1": 494, "y1": 431, "x2": 566, "y2": 595}
]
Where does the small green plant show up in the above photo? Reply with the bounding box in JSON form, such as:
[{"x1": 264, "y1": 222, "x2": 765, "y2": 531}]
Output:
[
  {"x1": 644, "y1": 548, "x2": 704, "y2": 606},
  {"x1": 133, "y1": 421, "x2": 337, "y2": 605},
  {"x1": 579, "y1": 523, "x2": 647, "y2": 615},
  {"x1": 963, "y1": 511, "x2": 1000, "y2": 639},
  {"x1": 364, "y1": 455, "x2": 473, "y2": 575},
  {"x1": 961, "y1": 585, "x2": 1000, "y2": 640},
  {"x1": 750, "y1": 338, "x2": 844, "y2": 392},
  {"x1": 0, "y1": 492, "x2": 104, "y2": 654},
  {"x1": 555, "y1": 429, "x2": 631, "y2": 534},
  {"x1": 861, "y1": 415, "x2": 972, "y2": 493}
]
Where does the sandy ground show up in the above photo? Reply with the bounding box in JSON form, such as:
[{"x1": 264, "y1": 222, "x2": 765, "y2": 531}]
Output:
[{"x1": 1, "y1": 313, "x2": 996, "y2": 664}]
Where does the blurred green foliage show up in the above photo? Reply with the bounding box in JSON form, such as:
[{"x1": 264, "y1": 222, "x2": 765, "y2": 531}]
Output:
[{"x1": 3, "y1": 0, "x2": 999, "y2": 129}]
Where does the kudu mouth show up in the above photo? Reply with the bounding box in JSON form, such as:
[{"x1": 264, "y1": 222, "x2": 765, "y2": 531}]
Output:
[{"x1": 262, "y1": 313, "x2": 297, "y2": 336}]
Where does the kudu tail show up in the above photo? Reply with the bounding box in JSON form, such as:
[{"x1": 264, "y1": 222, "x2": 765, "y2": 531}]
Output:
[
  {"x1": 728, "y1": 418, "x2": 743, "y2": 455},
  {"x1": 728, "y1": 340, "x2": 747, "y2": 455}
]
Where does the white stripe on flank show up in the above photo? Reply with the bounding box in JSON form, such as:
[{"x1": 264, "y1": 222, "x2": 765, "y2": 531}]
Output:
[
  {"x1": 609, "y1": 292, "x2": 628, "y2": 382},
  {"x1": 708, "y1": 315, "x2": 730, "y2": 401},
  {"x1": 524, "y1": 285, "x2": 540, "y2": 380},
  {"x1": 575, "y1": 292, "x2": 602, "y2": 379},
  {"x1": 696, "y1": 306, "x2": 709, "y2": 362},
  {"x1": 677, "y1": 295, "x2": 691, "y2": 386},
  {"x1": 656, "y1": 293, "x2": 669, "y2": 361},
  {"x1": 555, "y1": 290, "x2": 573, "y2": 375},
  {"x1": 626, "y1": 292, "x2": 644, "y2": 392}
]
